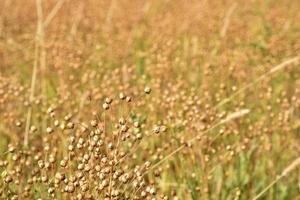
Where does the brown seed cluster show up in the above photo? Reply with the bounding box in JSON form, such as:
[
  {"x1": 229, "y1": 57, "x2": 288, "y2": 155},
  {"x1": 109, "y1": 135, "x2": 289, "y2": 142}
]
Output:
[{"x1": 0, "y1": 87, "x2": 171, "y2": 199}]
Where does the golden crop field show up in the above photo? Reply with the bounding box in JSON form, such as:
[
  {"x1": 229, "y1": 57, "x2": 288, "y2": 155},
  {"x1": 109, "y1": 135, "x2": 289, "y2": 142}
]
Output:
[{"x1": 0, "y1": 0, "x2": 300, "y2": 199}]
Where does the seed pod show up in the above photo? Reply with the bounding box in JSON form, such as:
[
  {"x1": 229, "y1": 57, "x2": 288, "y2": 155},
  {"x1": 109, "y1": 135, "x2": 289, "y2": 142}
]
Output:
[
  {"x1": 105, "y1": 97, "x2": 113, "y2": 104},
  {"x1": 67, "y1": 122, "x2": 75, "y2": 129},
  {"x1": 41, "y1": 175, "x2": 48, "y2": 182},
  {"x1": 4, "y1": 175, "x2": 13, "y2": 183},
  {"x1": 46, "y1": 127, "x2": 54, "y2": 134},
  {"x1": 119, "y1": 92, "x2": 126, "y2": 100},
  {"x1": 90, "y1": 120, "x2": 97, "y2": 127},
  {"x1": 144, "y1": 87, "x2": 151, "y2": 94},
  {"x1": 153, "y1": 126, "x2": 160, "y2": 134},
  {"x1": 60, "y1": 159, "x2": 67, "y2": 167},
  {"x1": 102, "y1": 103, "x2": 109, "y2": 110},
  {"x1": 126, "y1": 96, "x2": 132, "y2": 102},
  {"x1": 48, "y1": 187, "x2": 55, "y2": 194}
]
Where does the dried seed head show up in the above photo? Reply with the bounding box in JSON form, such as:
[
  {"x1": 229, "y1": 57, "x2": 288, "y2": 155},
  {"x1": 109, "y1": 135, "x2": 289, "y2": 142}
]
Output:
[
  {"x1": 153, "y1": 125, "x2": 160, "y2": 134},
  {"x1": 46, "y1": 127, "x2": 54, "y2": 134},
  {"x1": 119, "y1": 92, "x2": 126, "y2": 100},
  {"x1": 37, "y1": 160, "x2": 44, "y2": 168},
  {"x1": 60, "y1": 159, "x2": 67, "y2": 167},
  {"x1": 126, "y1": 96, "x2": 132, "y2": 102},
  {"x1": 102, "y1": 103, "x2": 109, "y2": 110},
  {"x1": 133, "y1": 121, "x2": 140, "y2": 128},
  {"x1": 47, "y1": 107, "x2": 54, "y2": 114},
  {"x1": 144, "y1": 87, "x2": 151, "y2": 94},
  {"x1": 54, "y1": 120, "x2": 59, "y2": 127},
  {"x1": 67, "y1": 122, "x2": 75, "y2": 129},
  {"x1": 91, "y1": 120, "x2": 98, "y2": 127},
  {"x1": 149, "y1": 187, "x2": 156, "y2": 195},
  {"x1": 105, "y1": 97, "x2": 113, "y2": 104},
  {"x1": 15, "y1": 120, "x2": 22, "y2": 127},
  {"x1": 30, "y1": 125, "x2": 37, "y2": 133},
  {"x1": 8, "y1": 145, "x2": 15, "y2": 153},
  {"x1": 48, "y1": 187, "x2": 55, "y2": 194},
  {"x1": 4, "y1": 175, "x2": 13, "y2": 184},
  {"x1": 119, "y1": 117, "x2": 126, "y2": 125}
]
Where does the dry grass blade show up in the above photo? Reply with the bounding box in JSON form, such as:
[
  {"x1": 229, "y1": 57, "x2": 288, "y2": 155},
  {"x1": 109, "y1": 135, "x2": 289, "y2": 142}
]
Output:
[
  {"x1": 253, "y1": 157, "x2": 300, "y2": 200},
  {"x1": 128, "y1": 109, "x2": 251, "y2": 197},
  {"x1": 216, "y1": 57, "x2": 299, "y2": 108},
  {"x1": 220, "y1": 3, "x2": 238, "y2": 38},
  {"x1": 220, "y1": 109, "x2": 250, "y2": 124},
  {"x1": 24, "y1": 0, "x2": 44, "y2": 147},
  {"x1": 43, "y1": 0, "x2": 66, "y2": 28},
  {"x1": 142, "y1": 109, "x2": 251, "y2": 178},
  {"x1": 281, "y1": 157, "x2": 300, "y2": 176},
  {"x1": 209, "y1": 109, "x2": 250, "y2": 145},
  {"x1": 105, "y1": 0, "x2": 116, "y2": 28},
  {"x1": 69, "y1": 2, "x2": 84, "y2": 40}
]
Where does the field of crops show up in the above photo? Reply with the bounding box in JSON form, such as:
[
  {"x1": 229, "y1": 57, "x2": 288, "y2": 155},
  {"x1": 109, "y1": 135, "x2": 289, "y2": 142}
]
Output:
[{"x1": 0, "y1": 0, "x2": 300, "y2": 199}]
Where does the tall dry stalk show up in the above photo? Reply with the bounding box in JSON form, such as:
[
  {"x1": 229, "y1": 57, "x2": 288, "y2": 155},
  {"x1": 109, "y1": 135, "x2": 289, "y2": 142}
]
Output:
[
  {"x1": 128, "y1": 109, "x2": 251, "y2": 198},
  {"x1": 43, "y1": 0, "x2": 66, "y2": 28},
  {"x1": 136, "y1": 57, "x2": 299, "y2": 184},
  {"x1": 216, "y1": 57, "x2": 299, "y2": 108},
  {"x1": 220, "y1": 3, "x2": 238, "y2": 38},
  {"x1": 24, "y1": 0, "x2": 44, "y2": 147},
  {"x1": 253, "y1": 157, "x2": 300, "y2": 200},
  {"x1": 145, "y1": 109, "x2": 251, "y2": 174},
  {"x1": 24, "y1": 0, "x2": 66, "y2": 147}
]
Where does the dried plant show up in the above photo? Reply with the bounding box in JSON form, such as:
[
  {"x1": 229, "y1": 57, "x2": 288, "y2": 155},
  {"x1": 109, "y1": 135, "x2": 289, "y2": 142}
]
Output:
[{"x1": 0, "y1": 0, "x2": 300, "y2": 199}]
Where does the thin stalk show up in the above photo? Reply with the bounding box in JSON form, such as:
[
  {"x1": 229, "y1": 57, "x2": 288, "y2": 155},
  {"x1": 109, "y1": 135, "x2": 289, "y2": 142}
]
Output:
[
  {"x1": 216, "y1": 57, "x2": 299, "y2": 108},
  {"x1": 252, "y1": 157, "x2": 300, "y2": 200},
  {"x1": 24, "y1": 0, "x2": 43, "y2": 147}
]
